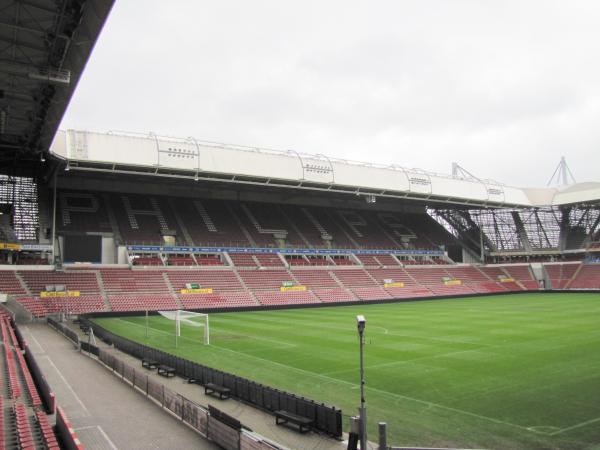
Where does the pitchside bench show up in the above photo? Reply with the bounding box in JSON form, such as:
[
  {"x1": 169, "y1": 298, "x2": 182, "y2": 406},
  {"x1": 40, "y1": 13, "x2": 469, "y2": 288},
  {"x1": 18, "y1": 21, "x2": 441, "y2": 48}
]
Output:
[
  {"x1": 204, "y1": 383, "x2": 231, "y2": 400},
  {"x1": 157, "y1": 364, "x2": 175, "y2": 377},
  {"x1": 274, "y1": 410, "x2": 313, "y2": 433},
  {"x1": 142, "y1": 358, "x2": 158, "y2": 370}
]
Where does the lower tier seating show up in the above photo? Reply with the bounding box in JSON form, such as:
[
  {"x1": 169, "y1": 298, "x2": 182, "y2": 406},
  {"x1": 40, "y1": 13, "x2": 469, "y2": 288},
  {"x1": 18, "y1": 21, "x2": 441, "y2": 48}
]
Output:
[
  {"x1": 2, "y1": 262, "x2": 595, "y2": 316},
  {"x1": 569, "y1": 264, "x2": 600, "y2": 289},
  {"x1": 254, "y1": 290, "x2": 320, "y2": 306},
  {"x1": 313, "y1": 288, "x2": 355, "y2": 303},
  {"x1": 108, "y1": 294, "x2": 179, "y2": 312},
  {"x1": 0, "y1": 317, "x2": 61, "y2": 449}
]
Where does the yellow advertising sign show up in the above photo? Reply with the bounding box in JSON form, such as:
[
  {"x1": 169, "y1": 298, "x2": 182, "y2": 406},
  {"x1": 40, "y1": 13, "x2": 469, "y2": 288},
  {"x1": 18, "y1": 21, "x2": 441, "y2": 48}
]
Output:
[
  {"x1": 280, "y1": 285, "x2": 307, "y2": 292},
  {"x1": 0, "y1": 243, "x2": 21, "y2": 250},
  {"x1": 40, "y1": 291, "x2": 80, "y2": 298},
  {"x1": 180, "y1": 288, "x2": 214, "y2": 294},
  {"x1": 500, "y1": 278, "x2": 515, "y2": 283},
  {"x1": 444, "y1": 279, "x2": 462, "y2": 286},
  {"x1": 384, "y1": 282, "x2": 405, "y2": 288}
]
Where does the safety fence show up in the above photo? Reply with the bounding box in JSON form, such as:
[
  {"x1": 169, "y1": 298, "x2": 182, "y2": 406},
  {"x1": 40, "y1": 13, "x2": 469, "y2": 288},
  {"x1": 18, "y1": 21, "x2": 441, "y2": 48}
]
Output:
[
  {"x1": 47, "y1": 316, "x2": 80, "y2": 346},
  {"x1": 96, "y1": 345, "x2": 284, "y2": 450},
  {"x1": 81, "y1": 315, "x2": 343, "y2": 438}
]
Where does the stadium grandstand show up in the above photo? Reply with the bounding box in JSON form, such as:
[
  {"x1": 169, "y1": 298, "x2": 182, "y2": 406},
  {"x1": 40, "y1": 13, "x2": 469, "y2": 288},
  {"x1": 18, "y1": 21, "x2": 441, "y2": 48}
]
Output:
[
  {"x1": 1, "y1": 129, "x2": 599, "y2": 318},
  {"x1": 2, "y1": 1, "x2": 600, "y2": 450}
]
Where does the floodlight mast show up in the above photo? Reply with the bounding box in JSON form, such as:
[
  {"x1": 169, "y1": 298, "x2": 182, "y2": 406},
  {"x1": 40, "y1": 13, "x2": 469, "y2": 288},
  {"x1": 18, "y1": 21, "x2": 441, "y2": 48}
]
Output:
[{"x1": 356, "y1": 315, "x2": 367, "y2": 449}]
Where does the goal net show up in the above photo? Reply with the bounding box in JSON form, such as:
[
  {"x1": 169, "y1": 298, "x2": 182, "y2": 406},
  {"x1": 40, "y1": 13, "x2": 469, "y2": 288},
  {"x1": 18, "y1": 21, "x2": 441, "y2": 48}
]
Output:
[{"x1": 157, "y1": 310, "x2": 210, "y2": 345}]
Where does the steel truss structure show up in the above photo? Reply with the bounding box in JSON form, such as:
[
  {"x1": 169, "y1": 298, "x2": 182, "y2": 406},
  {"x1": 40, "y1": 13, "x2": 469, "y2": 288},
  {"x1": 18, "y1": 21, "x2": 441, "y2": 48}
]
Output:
[
  {"x1": 0, "y1": 174, "x2": 39, "y2": 241},
  {"x1": 428, "y1": 204, "x2": 600, "y2": 257}
]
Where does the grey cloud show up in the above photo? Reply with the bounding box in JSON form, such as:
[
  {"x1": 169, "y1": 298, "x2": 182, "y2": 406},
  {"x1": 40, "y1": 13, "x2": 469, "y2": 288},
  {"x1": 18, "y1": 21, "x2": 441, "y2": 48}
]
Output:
[{"x1": 61, "y1": 0, "x2": 600, "y2": 186}]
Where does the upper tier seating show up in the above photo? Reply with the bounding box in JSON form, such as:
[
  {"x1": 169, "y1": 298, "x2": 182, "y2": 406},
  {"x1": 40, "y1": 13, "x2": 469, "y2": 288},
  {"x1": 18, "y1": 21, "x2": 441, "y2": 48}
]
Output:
[
  {"x1": 57, "y1": 190, "x2": 113, "y2": 233},
  {"x1": 110, "y1": 193, "x2": 183, "y2": 245},
  {"x1": 171, "y1": 198, "x2": 250, "y2": 247},
  {"x1": 232, "y1": 202, "x2": 307, "y2": 247},
  {"x1": 57, "y1": 189, "x2": 454, "y2": 249}
]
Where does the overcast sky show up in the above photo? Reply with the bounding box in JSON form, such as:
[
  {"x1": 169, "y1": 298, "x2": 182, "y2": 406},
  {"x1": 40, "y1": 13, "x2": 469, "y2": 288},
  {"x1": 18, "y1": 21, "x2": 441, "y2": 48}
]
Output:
[{"x1": 60, "y1": 0, "x2": 600, "y2": 187}]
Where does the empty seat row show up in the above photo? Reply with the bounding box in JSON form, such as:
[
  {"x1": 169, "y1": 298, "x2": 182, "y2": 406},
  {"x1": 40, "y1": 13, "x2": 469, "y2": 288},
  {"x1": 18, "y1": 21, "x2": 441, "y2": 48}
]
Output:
[{"x1": 108, "y1": 294, "x2": 179, "y2": 312}]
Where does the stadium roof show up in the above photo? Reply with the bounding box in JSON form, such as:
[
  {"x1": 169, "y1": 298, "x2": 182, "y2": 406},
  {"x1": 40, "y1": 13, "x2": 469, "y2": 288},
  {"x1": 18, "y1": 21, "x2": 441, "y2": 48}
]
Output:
[
  {"x1": 50, "y1": 129, "x2": 600, "y2": 209},
  {"x1": 0, "y1": 0, "x2": 114, "y2": 175}
]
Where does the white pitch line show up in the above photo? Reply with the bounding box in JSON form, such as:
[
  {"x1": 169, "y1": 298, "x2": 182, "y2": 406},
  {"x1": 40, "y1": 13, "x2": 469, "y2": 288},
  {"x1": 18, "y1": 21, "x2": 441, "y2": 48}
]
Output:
[
  {"x1": 118, "y1": 317, "x2": 295, "y2": 348},
  {"x1": 550, "y1": 416, "x2": 600, "y2": 435},
  {"x1": 114, "y1": 318, "x2": 538, "y2": 435},
  {"x1": 322, "y1": 348, "x2": 487, "y2": 377},
  {"x1": 22, "y1": 327, "x2": 45, "y2": 353},
  {"x1": 42, "y1": 355, "x2": 91, "y2": 417},
  {"x1": 370, "y1": 325, "x2": 389, "y2": 334},
  {"x1": 228, "y1": 313, "x2": 497, "y2": 347},
  {"x1": 97, "y1": 426, "x2": 119, "y2": 450},
  {"x1": 74, "y1": 425, "x2": 119, "y2": 450}
]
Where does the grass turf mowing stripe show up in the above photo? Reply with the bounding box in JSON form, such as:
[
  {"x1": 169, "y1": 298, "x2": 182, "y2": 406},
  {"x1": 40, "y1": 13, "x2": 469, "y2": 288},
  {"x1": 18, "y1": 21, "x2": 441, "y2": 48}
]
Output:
[{"x1": 94, "y1": 293, "x2": 600, "y2": 449}]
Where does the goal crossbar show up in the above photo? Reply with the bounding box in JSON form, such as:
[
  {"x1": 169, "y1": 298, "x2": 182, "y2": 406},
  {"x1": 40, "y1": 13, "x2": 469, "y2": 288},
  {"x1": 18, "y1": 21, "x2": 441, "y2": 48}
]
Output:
[{"x1": 157, "y1": 310, "x2": 210, "y2": 345}]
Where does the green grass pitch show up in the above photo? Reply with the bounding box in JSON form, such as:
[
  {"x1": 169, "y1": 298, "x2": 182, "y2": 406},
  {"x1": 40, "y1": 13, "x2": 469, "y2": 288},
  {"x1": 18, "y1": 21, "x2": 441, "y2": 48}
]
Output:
[{"x1": 92, "y1": 293, "x2": 600, "y2": 449}]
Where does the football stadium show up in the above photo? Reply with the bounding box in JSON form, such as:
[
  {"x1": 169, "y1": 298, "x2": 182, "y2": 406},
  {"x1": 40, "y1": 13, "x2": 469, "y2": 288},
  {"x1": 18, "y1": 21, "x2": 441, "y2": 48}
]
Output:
[{"x1": 1, "y1": 1, "x2": 600, "y2": 450}]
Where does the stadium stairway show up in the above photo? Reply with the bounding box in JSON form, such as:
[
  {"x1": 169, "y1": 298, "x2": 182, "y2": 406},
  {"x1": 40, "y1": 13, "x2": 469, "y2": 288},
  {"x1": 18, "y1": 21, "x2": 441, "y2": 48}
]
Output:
[{"x1": 162, "y1": 272, "x2": 184, "y2": 309}]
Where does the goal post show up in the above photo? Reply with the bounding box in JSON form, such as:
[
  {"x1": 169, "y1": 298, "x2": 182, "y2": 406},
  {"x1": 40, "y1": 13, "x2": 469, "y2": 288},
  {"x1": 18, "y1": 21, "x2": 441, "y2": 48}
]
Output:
[{"x1": 157, "y1": 310, "x2": 210, "y2": 346}]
